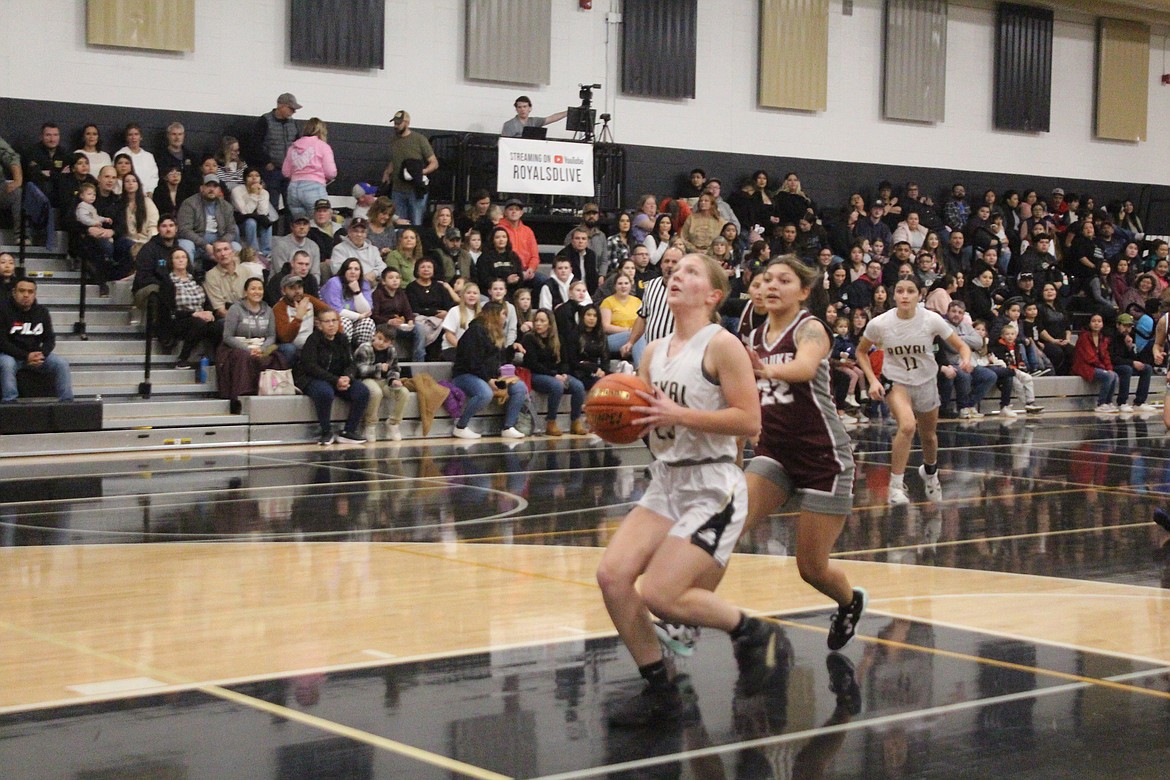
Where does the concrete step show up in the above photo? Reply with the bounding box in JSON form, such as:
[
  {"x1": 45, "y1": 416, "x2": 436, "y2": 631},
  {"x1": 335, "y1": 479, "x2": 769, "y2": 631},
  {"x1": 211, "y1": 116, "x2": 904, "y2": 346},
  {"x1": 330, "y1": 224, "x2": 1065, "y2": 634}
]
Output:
[
  {"x1": 70, "y1": 368, "x2": 211, "y2": 385},
  {"x1": 0, "y1": 245, "x2": 63, "y2": 259},
  {"x1": 22, "y1": 269, "x2": 81, "y2": 283},
  {"x1": 37, "y1": 285, "x2": 103, "y2": 303},
  {"x1": 58, "y1": 323, "x2": 154, "y2": 338},
  {"x1": 103, "y1": 399, "x2": 244, "y2": 430},
  {"x1": 20, "y1": 256, "x2": 73, "y2": 273},
  {"x1": 45, "y1": 307, "x2": 134, "y2": 325},
  {"x1": 104, "y1": 398, "x2": 232, "y2": 419},
  {"x1": 67, "y1": 353, "x2": 180, "y2": 368},
  {"x1": 36, "y1": 286, "x2": 136, "y2": 304},
  {"x1": 55, "y1": 339, "x2": 173, "y2": 356},
  {"x1": 71, "y1": 382, "x2": 213, "y2": 398},
  {"x1": 0, "y1": 425, "x2": 251, "y2": 457}
]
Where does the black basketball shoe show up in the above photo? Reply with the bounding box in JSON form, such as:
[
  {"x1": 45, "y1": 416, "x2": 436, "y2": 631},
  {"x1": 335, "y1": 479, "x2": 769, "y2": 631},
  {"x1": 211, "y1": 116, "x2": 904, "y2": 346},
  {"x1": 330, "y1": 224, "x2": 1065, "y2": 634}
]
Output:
[{"x1": 827, "y1": 588, "x2": 868, "y2": 651}]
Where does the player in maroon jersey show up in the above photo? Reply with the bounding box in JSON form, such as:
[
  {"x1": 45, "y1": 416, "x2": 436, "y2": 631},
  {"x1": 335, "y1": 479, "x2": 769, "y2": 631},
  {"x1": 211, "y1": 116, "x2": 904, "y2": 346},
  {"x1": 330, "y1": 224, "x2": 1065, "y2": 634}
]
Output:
[
  {"x1": 743, "y1": 256, "x2": 866, "y2": 650},
  {"x1": 655, "y1": 256, "x2": 867, "y2": 659}
]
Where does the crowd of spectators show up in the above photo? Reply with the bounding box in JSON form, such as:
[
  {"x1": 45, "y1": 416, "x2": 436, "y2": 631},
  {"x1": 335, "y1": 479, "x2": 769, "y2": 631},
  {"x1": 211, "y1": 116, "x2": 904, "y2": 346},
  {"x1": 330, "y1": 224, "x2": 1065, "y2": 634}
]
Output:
[{"x1": 2, "y1": 97, "x2": 1166, "y2": 430}]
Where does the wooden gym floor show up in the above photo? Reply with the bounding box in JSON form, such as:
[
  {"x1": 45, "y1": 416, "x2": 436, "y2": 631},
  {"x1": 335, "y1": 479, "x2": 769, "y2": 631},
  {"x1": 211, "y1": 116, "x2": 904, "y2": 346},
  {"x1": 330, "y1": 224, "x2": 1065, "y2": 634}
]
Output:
[{"x1": 2, "y1": 412, "x2": 1170, "y2": 778}]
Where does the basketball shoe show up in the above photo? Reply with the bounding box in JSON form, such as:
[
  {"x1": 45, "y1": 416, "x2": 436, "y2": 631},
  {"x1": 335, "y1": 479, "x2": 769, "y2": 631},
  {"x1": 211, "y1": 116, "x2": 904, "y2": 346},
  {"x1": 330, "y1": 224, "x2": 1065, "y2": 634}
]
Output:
[
  {"x1": 918, "y1": 464, "x2": 943, "y2": 502},
  {"x1": 827, "y1": 587, "x2": 868, "y2": 650},
  {"x1": 654, "y1": 621, "x2": 701, "y2": 657},
  {"x1": 826, "y1": 652, "x2": 862, "y2": 716}
]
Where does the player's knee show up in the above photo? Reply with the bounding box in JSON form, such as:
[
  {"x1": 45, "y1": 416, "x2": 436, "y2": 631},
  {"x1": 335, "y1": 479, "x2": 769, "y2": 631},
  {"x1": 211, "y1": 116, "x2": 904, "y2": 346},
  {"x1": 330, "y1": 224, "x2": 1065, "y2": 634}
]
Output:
[
  {"x1": 896, "y1": 421, "x2": 917, "y2": 438},
  {"x1": 595, "y1": 559, "x2": 633, "y2": 596},
  {"x1": 797, "y1": 556, "x2": 829, "y2": 586}
]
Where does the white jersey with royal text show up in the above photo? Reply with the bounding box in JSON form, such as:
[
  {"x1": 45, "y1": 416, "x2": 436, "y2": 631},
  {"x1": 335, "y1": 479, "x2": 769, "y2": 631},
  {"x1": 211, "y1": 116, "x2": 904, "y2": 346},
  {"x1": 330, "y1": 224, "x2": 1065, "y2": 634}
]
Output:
[
  {"x1": 862, "y1": 307, "x2": 953, "y2": 387},
  {"x1": 646, "y1": 323, "x2": 738, "y2": 465}
]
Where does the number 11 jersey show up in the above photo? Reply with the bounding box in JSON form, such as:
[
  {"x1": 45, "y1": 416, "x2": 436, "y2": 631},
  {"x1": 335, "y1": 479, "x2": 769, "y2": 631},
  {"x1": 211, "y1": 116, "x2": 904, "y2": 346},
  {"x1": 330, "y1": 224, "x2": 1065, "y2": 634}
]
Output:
[{"x1": 862, "y1": 307, "x2": 953, "y2": 387}]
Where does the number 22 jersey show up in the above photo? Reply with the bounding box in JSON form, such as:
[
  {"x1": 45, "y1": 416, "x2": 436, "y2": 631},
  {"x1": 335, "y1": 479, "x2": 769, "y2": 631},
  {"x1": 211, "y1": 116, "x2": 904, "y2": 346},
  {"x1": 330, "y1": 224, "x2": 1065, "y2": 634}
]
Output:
[{"x1": 748, "y1": 310, "x2": 853, "y2": 481}]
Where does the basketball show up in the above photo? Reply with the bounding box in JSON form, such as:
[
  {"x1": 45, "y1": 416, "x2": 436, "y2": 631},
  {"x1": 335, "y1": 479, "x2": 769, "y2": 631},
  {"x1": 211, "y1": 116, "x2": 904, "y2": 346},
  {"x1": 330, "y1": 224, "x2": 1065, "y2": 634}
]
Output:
[{"x1": 584, "y1": 374, "x2": 654, "y2": 444}]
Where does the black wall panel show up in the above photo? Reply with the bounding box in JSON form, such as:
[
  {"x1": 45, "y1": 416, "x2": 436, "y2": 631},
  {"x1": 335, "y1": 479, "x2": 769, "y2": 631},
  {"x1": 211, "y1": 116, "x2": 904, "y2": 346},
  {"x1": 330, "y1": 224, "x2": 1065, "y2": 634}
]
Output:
[
  {"x1": 994, "y1": 3, "x2": 1053, "y2": 132},
  {"x1": 621, "y1": 0, "x2": 697, "y2": 99},
  {"x1": 290, "y1": 0, "x2": 384, "y2": 70}
]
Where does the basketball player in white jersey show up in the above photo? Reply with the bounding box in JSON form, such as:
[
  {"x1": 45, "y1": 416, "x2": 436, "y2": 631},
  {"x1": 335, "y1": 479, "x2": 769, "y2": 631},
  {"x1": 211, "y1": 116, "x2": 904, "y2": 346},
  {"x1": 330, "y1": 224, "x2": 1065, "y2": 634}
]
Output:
[
  {"x1": 1153, "y1": 307, "x2": 1170, "y2": 429},
  {"x1": 1140, "y1": 308, "x2": 1170, "y2": 531},
  {"x1": 658, "y1": 257, "x2": 866, "y2": 714},
  {"x1": 856, "y1": 276, "x2": 972, "y2": 505},
  {"x1": 596, "y1": 253, "x2": 769, "y2": 728}
]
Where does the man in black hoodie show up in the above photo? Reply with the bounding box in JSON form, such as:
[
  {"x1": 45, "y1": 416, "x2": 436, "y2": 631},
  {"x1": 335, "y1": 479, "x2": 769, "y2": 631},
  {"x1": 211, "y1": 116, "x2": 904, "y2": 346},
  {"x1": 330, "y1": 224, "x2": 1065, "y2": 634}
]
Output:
[
  {"x1": 132, "y1": 215, "x2": 181, "y2": 327},
  {"x1": 0, "y1": 279, "x2": 73, "y2": 401}
]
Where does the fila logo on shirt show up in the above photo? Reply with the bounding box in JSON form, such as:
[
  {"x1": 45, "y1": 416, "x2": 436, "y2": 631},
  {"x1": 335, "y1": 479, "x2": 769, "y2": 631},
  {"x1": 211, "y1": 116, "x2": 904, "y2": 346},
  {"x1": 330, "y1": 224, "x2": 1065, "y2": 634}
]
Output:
[{"x1": 9, "y1": 322, "x2": 44, "y2": 336}]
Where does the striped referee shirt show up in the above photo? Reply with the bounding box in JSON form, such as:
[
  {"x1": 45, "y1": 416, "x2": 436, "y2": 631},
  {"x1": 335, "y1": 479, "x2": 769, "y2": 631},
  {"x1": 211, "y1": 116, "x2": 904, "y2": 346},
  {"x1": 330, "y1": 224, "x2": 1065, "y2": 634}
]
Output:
[{"x1": 637, "y1": 276, "x2": 674, "y2": 342}]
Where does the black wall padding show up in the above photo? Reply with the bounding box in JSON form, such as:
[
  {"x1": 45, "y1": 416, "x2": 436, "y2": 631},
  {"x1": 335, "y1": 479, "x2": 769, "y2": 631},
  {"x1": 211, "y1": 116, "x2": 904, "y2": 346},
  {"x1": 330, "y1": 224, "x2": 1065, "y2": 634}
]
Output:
[
  {"x1": 994, "y1": 3, "x2": 1053, "y2": 133},
  {"x1": 289, "y1": 0, "x2": 384, "y2": 70},
  {"x1": 621, "y1": 0, "x2": 697, "y2": 99}
]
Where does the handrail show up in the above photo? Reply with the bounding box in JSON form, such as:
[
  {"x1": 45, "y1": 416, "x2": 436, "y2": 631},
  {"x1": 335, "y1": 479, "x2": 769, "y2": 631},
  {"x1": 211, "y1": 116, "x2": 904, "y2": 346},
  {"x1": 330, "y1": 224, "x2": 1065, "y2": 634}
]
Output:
[
  {"x1": 138, "y1": 292, "x2": 158, "y2": 399},
  {"x1": 16, "y1": 187, "x2": 28, "y2": 272},
  {"x1": 72, "y1": 235, "x2": 89, "y2": 341}
]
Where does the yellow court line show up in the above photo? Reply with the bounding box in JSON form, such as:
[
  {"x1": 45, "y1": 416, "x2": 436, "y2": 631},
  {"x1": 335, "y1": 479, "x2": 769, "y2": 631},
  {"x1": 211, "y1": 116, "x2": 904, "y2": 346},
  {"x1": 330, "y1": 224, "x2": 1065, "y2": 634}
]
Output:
[
  {"x1": 0, "y1": 617, "x2": 510, "y2": 780},
  {"x1": 200, "y1": 684, "x2": 511, "y2": 780},
  {"x1": 765, "y1": 612, "x2": 1170, "y2": 702}
]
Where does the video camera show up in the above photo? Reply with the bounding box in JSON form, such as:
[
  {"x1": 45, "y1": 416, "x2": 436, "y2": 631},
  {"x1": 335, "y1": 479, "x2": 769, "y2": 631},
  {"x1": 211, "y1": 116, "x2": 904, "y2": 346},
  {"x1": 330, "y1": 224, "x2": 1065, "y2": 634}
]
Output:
[{"x1": 569, "y1": 83, "x2": 602, "y2": 139}]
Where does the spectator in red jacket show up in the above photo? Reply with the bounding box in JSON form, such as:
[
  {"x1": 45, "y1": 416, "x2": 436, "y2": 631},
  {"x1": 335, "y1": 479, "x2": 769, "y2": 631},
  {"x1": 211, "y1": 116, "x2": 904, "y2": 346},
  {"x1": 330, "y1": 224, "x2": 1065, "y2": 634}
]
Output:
[
  {"x1": 1071, "y1": 313, "x2": 1119, "y2": 412},
  {"x1": 496, "y1": 198, "x2": 545, "y2": 290}
]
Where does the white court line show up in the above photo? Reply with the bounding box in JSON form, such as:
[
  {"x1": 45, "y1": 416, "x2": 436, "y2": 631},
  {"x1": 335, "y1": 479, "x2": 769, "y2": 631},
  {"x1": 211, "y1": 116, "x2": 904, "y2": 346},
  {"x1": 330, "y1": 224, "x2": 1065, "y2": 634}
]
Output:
[
  {"x1": 851, "y1": 431, "x2": 1170, "y2": 459},
  {"x1": 361, "y1": 649, "x2": 397, "y2": 660},
  {"x1": 532, "y1": 665, "x2": 1170, "y2": 780},
  {"x1": 65, "y1": 677, "x2": 168, "y2": 696}
]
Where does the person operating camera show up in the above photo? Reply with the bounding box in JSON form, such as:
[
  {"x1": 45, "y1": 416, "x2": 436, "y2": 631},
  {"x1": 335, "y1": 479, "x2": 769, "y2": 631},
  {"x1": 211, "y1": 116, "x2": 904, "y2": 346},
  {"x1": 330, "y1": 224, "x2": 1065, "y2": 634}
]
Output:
[{"x1": 501, "y1": 96, "x2": 568, "y2": 137}]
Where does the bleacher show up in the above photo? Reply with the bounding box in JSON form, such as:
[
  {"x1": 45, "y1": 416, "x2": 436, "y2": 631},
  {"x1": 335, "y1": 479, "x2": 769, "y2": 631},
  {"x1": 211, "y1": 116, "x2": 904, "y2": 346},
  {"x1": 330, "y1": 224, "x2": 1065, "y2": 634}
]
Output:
[
  {"x1": 0, "y1": 230, "x2": 580, "y2": 457},
  {"x1": 2, "y1": 228, "x2": 1164, "y2": 458}
]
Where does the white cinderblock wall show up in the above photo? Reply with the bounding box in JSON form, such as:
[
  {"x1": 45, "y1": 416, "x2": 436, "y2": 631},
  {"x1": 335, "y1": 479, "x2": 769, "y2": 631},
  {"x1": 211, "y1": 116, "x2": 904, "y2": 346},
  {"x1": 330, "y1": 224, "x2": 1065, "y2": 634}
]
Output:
[{"x1": 1, "y1": 0, "x2": 1168, "y2": 184}]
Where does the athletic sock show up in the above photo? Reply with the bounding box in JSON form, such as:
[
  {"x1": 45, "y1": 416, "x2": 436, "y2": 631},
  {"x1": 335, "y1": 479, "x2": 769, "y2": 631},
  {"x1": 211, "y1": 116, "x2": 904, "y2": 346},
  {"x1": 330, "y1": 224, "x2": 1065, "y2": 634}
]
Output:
[
  {"x1": 889, "y1": 473, "x2": 905, "y2": 488},
  {"x1": 923, "y1": 463, "x2": 938, "y2": 476},
  {"x1": 728, "y1": 613, "x2": 751, "y2": 640},
  {"x1": 638, "y1": 659, "x2": 673, "y2": 690}
]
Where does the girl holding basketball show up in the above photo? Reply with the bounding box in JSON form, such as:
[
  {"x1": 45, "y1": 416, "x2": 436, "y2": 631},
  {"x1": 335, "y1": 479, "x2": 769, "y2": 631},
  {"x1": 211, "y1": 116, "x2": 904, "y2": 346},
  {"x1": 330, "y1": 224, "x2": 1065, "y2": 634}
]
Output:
[
  {"x1": 596, "y1": 253, "x2": 768, "y2": 727},
  {"x1": 856, "y1": 276, "x2": 971, "y2": 505},
  {"x1": 741, "y1": 256, "x2": 868, "y2": 651}
]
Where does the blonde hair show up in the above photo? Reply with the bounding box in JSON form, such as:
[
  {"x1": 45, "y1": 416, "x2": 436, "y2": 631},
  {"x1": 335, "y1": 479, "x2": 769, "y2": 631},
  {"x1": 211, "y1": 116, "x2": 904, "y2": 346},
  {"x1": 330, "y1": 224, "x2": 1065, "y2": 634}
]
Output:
[
  {"x1": 302, "y1": 117, "x2": 328, "y2": 142},
  {"x1": 458, "y1": 283, "x2": 480, "y2": 329}
]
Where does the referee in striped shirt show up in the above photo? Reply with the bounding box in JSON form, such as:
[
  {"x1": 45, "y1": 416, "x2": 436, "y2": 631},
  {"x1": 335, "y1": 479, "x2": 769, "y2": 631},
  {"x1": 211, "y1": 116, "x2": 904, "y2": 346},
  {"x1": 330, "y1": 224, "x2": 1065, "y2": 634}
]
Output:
[{"x1": 620, "y1": 245, "x2": 681, "y2": 367}]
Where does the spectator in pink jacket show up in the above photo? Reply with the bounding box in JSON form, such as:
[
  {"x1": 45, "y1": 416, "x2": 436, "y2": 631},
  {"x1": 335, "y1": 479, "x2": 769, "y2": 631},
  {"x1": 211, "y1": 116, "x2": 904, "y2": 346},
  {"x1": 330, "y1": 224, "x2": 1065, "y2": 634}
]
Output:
[{"x1": 282, "y1": 117, "x2": 337, "y2": 220}]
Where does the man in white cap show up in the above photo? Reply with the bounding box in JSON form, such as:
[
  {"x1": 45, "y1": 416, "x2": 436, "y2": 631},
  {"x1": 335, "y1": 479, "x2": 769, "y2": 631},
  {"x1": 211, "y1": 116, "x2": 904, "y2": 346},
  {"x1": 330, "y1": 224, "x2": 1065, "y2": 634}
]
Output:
[
  {"x1": 381, "y1": 110, "x2": 437, "y2": 228},
  {"x1": 350, "y1": 182, "x2": 377, "y2": 222}
]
